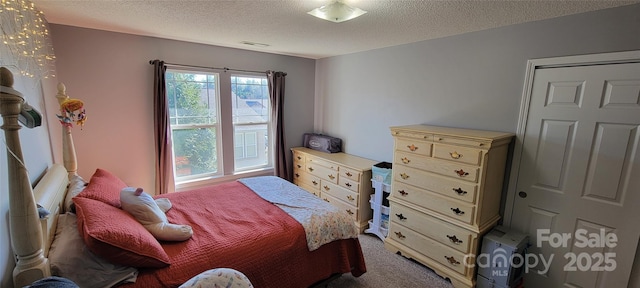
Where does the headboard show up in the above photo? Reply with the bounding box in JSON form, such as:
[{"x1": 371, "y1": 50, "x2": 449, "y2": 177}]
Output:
[
  {"x1": 0, "y1": 67, "x2": 77, "y2": 287},
  {"x1": 33, "y1": 164, "x2": 69, "y2": 256}
]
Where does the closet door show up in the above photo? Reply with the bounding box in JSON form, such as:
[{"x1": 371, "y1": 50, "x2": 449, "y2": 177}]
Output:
[{"x1": 510, "y1": 58, "x2": 640, "y2": 287}]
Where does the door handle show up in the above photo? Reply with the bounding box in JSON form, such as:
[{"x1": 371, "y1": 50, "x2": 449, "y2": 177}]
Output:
[{"x1": 519, "y1": 191, "x2": 527, "y2": 198}]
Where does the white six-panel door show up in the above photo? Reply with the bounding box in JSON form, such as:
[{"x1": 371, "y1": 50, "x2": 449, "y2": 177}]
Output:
[{"x1": 509, "y1": 54, "x2": 640, "y2": 287}]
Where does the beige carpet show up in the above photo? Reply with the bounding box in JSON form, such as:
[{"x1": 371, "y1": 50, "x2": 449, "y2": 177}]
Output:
[{"x1": 328, "y1": 234, "x2": 455, "y2": 288}]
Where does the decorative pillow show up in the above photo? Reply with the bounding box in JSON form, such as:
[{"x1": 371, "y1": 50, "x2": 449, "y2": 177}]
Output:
[
  {"x1": 49, "y1": 212, "x2": 139, "y2": 287},
  {"x1": 120, "y1": 187, "x2": 193, "y2": 242},
  {"x1": 73, "y1": 197, "x2": 171, "y2": 268},
  {"x1": 75, "y1": 169, "x2": 127, "y2": 208},
  {"x1": 64, "y1": 174, "x2": 87, "y2": 213},
  {"x1": 178, "y1": 268, "x2": 254, "y2": 288},
  {"x1": 26, "y1": 277, "x2": 79, "y2": 288}
]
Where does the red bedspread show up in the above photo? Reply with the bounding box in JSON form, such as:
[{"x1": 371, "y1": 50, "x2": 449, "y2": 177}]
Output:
[{"x1": 118, "y1": 180, "x2": 366, "y2": 287}]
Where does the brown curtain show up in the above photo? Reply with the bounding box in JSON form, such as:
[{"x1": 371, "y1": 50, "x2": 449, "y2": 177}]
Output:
[
  {"x1": 152, "y1": 60, "x2": 174, "y2": 194},
  {"x1": 267, "y1": 71, "x2": 289, "y2": 180}
]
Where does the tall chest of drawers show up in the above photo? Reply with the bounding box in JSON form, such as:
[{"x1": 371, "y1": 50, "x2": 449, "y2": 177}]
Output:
[
  {"x1": 291, "y1": 147, "x2": 378, "y2": 232},
  {"x1": 385, "y1": 125, "x2": 513, "y2": 288}
]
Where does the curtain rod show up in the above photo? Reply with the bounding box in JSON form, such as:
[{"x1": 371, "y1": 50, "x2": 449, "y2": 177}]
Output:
[{"x1": 148, "y1": 60, "x2": 275, "y2": 75}]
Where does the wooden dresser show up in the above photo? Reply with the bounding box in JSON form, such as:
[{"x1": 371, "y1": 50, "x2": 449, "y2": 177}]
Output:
[
  {"x1": 291, "y1": 147, "x2": 378, "y2": 232},
  {"x1": 385, "y1": 125, "x2": 513, "y2": 288}
]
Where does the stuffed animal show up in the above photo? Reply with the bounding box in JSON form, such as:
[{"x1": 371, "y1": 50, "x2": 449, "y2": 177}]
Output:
[{"x1": 120, "y1": 187, "x2": 193, "y2": 241}]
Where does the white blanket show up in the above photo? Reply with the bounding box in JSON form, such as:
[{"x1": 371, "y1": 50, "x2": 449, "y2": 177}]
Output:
[{"x1": 239, "y1": 176, "x2": 359, "y2": 251}]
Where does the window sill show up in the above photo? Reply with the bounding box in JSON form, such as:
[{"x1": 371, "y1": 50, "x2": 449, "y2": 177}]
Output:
[{"x1": 174, "y1": 167, "x2": 275, "y2": 192}]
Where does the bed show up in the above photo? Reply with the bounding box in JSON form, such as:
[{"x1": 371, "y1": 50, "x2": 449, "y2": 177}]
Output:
[{"x1": 0, "y1": 67, "x2": 366, "y2": 287}]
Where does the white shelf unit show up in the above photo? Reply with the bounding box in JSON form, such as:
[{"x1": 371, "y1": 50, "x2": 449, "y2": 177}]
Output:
[{"x1": 365, "y1": 179, "x2": 391, "y2": 241}]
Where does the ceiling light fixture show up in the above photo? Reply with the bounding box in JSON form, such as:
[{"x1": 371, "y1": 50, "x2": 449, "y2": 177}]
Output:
[{"x1": 307, "y1": 1, "x2": 367, "y2": 23}]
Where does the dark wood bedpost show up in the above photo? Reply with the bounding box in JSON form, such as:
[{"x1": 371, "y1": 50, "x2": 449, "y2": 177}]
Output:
[{"x1": 0, "y1": 67, "x2": 50, "y2": 287}]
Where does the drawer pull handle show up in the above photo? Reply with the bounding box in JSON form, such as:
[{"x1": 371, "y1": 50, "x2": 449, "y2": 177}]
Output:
[
  {"x1": 398, "y1": 190, "x2": 408, "y2": 196},
  {"x1": 347, "y1": 195, "x2": 354, "y2": 201},
  {"x1": 453, "y1": 187, "x2": 467, "y2": 195},
  {"x1": 449, "y1": 151, "x2": 462, "y2": 159},
  {"x1": 323, "y1": 185, "x2": 330, "y2": 191},
  {"x1": 294, "y1": 173, "x2": 300, "y2": 178},
  {"x1": 394, "y1": 231, "x2": 406, "y2": 239},
  {"x1": 323, "y1": 198, "x2": 329, "y2": 202},
  {"x1": 308, "y1": 167, "x2": 314, "y2": 172},
  {"x1": 312, "y1": 180, "x2": 318, "y2": 185},
  {"x1": 447, "y1": 235, "x2": 463, "y2": 244},
  {"x1": 445, "y1": 256, "x2": 460, "y2": 265},
  {"x1": 297, "y1": 156, "x2": 302, "y2": 160},
  {"x1": 451, "y1": 208, "x2": 465, "y2": 215},
  {"x1": 401, "y1": 157, "x2": 410, "y2": 164},
  {"x1": 396, "y1": 213, "x2": 407, "y2": 220},
  {"x1": 345, "y1": 172, "x2": 353, "y2": 177},
  {"x1": 328, "y1": 174, "x2": 336, "y2": 180},
  {"x1": 345, "y1": 182, "x2": 352, "y2": 187},
  {"x1": 297, "y1": 164, "x2": 302, "y2": 169},
  {"x1": 407, "y1": 144, "x2": 418, "y2": 152},
  {"x1": 454, "y1": 169, "x2": 469, "y2": 177},
  {"x1": 400, "y1": 173, "x2": 409, "y2": 180},
  {"x1": 346, "y1": 209, "x2": 354, "y2": 215}
]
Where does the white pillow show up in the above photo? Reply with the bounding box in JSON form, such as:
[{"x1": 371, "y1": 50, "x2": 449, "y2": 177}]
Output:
[
  {"x1": 179, "y1": 268, "x2": 254, "y2": 288},
  {"x1": 49, "y1": 213, "x2": 139, "y2": 288},
  {"x1": 120, "y1": 187, "x2": 193, "y2": 241},
  {"x1": 64, "y1": 174, "x2": 87, "y2": 213}
]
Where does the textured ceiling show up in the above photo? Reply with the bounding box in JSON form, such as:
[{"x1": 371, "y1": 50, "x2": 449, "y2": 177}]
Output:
[{"x1": 33, "y1": 0, "x2": 639, "y2": 59}]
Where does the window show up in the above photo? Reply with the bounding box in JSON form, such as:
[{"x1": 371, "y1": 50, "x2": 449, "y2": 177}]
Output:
[
  {"x1": 231, "y1": 75, "x2": 270, "y2": 171},
  {"x1": 166, "y1": 69, "x2": 272, "y2": 184}
]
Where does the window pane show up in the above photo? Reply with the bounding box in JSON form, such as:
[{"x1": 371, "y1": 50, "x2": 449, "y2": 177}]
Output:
[
  {"x1": 234, "y1": 124, "x2": 267, "y2": 170},
  {"x1": 232, "y1": 76, "x2": 270, "y2": 124},
  {"x1": 167, "y1": 71, "x2": 218, "y2": 125},
  {"x1": 172, "y1": 127, "x2": 217, "y2": 177}
]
